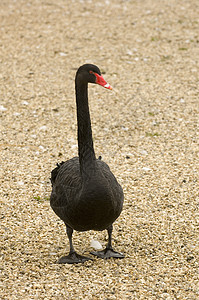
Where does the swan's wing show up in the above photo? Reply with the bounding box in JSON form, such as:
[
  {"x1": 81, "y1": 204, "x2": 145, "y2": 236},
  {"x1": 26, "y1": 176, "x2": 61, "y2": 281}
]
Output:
[
  {"x1": 50, "y1": 157, "x2": 82, "y2": 209},
  {"x1": 96, "y1": 159, "x2": 124, "y2": 207}
]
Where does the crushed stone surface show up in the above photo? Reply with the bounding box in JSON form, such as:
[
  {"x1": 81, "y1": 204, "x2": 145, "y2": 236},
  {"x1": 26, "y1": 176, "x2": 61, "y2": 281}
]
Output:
[{"x1": 0, "y1": 0, "x2": 199, "y2": 299}]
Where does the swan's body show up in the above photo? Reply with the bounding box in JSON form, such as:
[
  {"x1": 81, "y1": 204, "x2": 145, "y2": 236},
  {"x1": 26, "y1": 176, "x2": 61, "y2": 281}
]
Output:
[
  {"x1": 51, "y1": 157, "x2": 123, "y2": 232},
  {"x1": 50, "y1": 64, "x2": 124, "y2": 263}
]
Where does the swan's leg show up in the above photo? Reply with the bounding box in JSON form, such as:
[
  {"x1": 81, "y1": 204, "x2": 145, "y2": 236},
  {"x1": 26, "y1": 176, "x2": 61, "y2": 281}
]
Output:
[
  {"x1": 90, "y1": 225, "x2": 125, "y2": 259},
  {"x1": 58, "y1": 225, "x2": 92, "y2": 264}
]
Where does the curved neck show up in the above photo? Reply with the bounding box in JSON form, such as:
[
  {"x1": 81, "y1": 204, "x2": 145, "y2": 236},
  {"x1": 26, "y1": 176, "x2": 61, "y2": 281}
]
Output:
[{"x1": 75, "y1": 78, "x2": 96, "y2": 176}]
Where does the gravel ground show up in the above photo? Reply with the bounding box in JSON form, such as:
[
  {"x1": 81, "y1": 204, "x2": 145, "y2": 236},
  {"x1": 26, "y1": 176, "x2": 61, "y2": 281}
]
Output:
[{"x1": 0, "y1": 0, "x2": 199, "y2": 299}]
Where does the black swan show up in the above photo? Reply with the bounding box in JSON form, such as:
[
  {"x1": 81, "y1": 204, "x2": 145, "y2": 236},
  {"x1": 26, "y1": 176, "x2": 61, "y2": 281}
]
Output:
[{"x1": 50, "y1": 64, "x2": 124, "y2": 264}]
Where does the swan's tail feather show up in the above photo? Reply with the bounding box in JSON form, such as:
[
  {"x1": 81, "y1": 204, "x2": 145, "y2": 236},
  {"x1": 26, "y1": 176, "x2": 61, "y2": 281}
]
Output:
[{"x1": 50, "y1": 161, "x2": 65, "y2": 185}]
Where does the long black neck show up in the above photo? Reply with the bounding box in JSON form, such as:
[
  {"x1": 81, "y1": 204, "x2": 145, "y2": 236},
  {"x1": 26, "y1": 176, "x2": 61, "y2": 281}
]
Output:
[{"x1": 75, "y1": 78, "x2": 96, "y2": 176}]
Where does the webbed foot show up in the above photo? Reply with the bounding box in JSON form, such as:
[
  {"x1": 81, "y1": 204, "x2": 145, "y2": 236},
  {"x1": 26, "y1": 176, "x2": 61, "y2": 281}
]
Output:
[
  {"x1": 91, "y1": 248, "x2": 124, "y2": 259},
  {"x1": 58, "y1": 252, "x2": 93, "y2": 264}
]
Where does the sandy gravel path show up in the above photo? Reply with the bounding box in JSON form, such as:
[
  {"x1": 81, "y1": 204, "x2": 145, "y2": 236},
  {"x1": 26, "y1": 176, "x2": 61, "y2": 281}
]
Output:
[{"x1": 0, "y1": 0, "x2": 198, "y2": 299}]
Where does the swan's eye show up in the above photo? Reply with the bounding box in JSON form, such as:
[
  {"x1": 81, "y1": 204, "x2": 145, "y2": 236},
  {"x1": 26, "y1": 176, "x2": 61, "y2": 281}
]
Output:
[{"x1": 89, "y1": 71, "x2": 94, "y2": 74}]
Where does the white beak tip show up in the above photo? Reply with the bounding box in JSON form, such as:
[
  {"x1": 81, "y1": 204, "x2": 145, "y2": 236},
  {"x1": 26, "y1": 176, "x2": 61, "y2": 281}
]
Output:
[{"x1": 104, "y1": 83, "x2": 112, "y2": 90}]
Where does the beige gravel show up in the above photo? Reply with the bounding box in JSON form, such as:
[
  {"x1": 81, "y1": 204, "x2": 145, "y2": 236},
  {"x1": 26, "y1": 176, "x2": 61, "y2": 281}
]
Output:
[{"x1": 0, "y1": 0, "x2": 199, "y2": 299}]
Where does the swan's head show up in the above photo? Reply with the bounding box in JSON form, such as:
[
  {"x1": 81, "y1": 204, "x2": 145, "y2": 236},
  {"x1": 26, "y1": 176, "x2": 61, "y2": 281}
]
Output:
[{"x1": 76, "y1": 64, "x2": 112, "y2": 90}]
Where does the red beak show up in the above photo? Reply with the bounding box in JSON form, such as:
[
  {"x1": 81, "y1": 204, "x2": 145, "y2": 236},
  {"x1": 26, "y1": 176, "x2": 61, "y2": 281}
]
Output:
[{"x1": 94, "y1": 72, "x2": 112, "y2": 90}]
